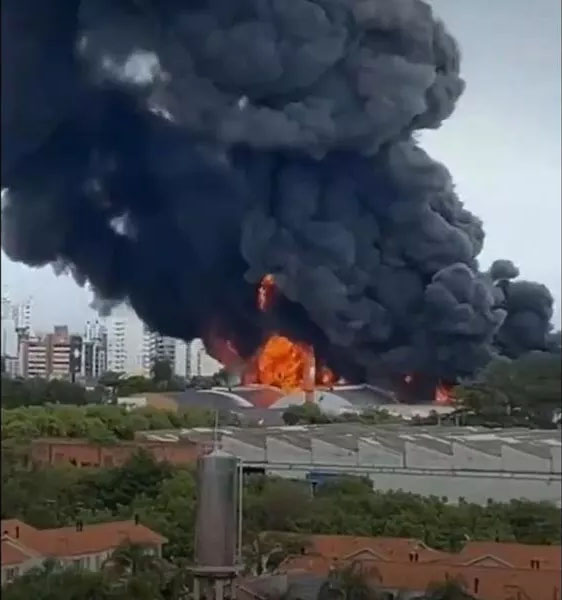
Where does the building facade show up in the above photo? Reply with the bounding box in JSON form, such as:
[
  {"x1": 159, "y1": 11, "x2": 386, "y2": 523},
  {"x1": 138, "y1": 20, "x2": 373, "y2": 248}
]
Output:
[
  {"x1": 1, "y1": 519, "x2": 167, "y2": 586},
  {"x1": 187, "y1": 338, "x2": 223, "y2": 377},
  {"x1": 30, "y1": 438, "x2": 202, "y2": 469},
  {"x1": 103, "y1": 305, "x2": 153, "y2": 376},
  {"x1": 17, "y1": 327, "x2": 82, "y2": 381},
  {"x1": 19, "y1": 335, "x2": 48, "y2": 378},
  {"x1": 12, "y1": 296, "x2": 33, "y2": 333},
  {"x1": 81, "y1": 319, "x2": 107, "y2": 381},
  {"x1": 1, "y1": 290, "x2": 23, "y2": 366}
]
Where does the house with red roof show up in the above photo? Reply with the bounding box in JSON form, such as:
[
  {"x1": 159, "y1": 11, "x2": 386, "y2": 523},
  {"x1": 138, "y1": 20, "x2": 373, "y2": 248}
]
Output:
[
  {"x1": 238, "y1": 534, "x2": 561, "y2": 600},
  {"x1": 0, "y1": 518, "x2": 167, "y2": 586}
]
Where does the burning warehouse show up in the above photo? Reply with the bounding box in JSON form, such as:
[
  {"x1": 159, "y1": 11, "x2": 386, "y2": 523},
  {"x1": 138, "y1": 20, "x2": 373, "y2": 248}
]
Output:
[{"x1": 1, "y1": 0, "x2": 558, "y2": 400}]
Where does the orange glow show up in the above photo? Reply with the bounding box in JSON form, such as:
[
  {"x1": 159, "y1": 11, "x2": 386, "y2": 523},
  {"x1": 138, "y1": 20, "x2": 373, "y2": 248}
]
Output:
[
  {"x1": 318, "y1": 365, "x2": 336, "y2": 386},
  {"x1": 256, "y1": 335, "x2": 310, "y2": 391},
  {"x1": 434, "y1": 382, "x2": 454, "y2": 406},
  {"x1": 258, "y1": 274, "x2": 276, "y2": 312}
]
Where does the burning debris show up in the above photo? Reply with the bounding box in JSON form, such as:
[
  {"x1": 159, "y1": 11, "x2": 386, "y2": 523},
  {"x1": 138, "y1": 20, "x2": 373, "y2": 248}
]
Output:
[{"x1": 1, "y1": 0, "x2": 557, "y2": 394}]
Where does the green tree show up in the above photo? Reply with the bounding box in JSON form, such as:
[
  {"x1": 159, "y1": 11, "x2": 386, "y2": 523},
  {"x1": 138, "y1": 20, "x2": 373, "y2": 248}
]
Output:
[
  {"x1": 151, "y1": 360, "x2": 173, "y2": 386},
  {"x1": 425, "y1": 577, "x2": 474, "y2": 600},
  {"x1": 454, "y1": 352, "x2": 561, "y2": 428},
  {"x1": 243, "y1": 532, "x2": 310, "y2": 575},
  {"x1": 282, "y1": 403, "x2": 331, "y2": 425},
  {"x1": 318, "y1": 562, "x2": 383, "y2": 600}
]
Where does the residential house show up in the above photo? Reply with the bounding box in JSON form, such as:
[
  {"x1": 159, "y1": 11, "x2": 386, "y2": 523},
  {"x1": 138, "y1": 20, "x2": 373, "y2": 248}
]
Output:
[
  {"x1": 1, "y1": 518, "x2": 167, "y2": 586},
  {"x1": 238, "y1": 534, "x2": 561, "y2": 600}
]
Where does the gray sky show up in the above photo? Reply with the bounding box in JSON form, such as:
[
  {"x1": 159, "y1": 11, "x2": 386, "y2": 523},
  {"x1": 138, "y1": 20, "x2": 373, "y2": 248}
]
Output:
[{"x1": 2, "y1": 0, "x2": 561, "y2": 332}]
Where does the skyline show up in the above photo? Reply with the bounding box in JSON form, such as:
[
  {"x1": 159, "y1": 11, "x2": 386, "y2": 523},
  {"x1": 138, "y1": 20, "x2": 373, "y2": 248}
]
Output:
[{"x1": 2, "y1": 0, "x2": 561, "y2": 333}]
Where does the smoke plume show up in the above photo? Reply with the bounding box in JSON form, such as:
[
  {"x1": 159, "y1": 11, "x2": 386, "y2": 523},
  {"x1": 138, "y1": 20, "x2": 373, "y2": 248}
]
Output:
[{"x1": 1, "y1": 0, "x2": 556, "y2": 383}]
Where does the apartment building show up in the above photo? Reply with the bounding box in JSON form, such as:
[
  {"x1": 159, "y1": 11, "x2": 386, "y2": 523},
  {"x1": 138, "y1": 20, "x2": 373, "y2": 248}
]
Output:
[
  {"x1": 12, "y1": 296, "x2": 33, "y2": 333},
  {"x1": 81, "y1": 319, "x2": 107, "y2": 381},
  {"x1": 187, "y1": 338, "x2": 223, "y2": 377},
  {"x1": 103, "y1": 305, "x2": 153, "y2": 376},
  {"x1": 1, "y1": 290, "x2": 25, "y2": 367},
  {"x1": 1, "y1": 519, "x2": 167, "y2": 586},
  {"x1": 19, "y1": 335, "x2": 48, "y2": 378},
  {"x1": 17, "y1": 327, "x2": 82, "y2": 380}
]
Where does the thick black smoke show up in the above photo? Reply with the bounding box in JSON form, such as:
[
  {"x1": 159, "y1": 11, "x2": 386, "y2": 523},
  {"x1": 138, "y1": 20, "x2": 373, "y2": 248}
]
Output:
[{"x1": 1, "y1": 0, "x2": 556, "y2": 384}]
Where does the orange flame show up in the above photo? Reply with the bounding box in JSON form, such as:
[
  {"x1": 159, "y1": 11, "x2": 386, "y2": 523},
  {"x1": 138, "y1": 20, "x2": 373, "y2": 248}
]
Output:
[
  {"x1": 434, "y1": 382, "x2": 454, "y2": 406},
  {"x1": 252, "y1": 274, "x2": 337, "y2": 392},
  {"x1": 258, "y1": 274, "x2": 276, "y2": 312},
  {"x1": 256, "y1": 335, "x2": 310, "y2": 391},
  {"x1": 318, "y1": 365, "x2": 336, "y2": 386}
]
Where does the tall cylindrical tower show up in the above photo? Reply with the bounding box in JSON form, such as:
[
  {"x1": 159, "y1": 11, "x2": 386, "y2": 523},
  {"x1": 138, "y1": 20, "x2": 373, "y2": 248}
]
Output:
[
  {"x1": 195, "y1": 449, "x2": 238, "y2": 567},
  {"x1": 191, "y1": 448, "x2": 242, "y2": 600}
]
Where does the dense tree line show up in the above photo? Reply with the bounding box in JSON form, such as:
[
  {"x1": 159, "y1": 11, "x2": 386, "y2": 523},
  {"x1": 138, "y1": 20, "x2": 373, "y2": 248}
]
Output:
[
  {"x1": 453, "y1": 353, "x2": 561, "y2": 429},
  {"x1": 2, "y1": 451, "x2": 559, "y2": 564},
  {"x1": 2, "y1": 450, "x2": 559, "y2": 599},
  {"x1": 1, "y1": 376, "x2": 105, "y2": 409},
  {"x1": 1, "y1": 360, "x2": 186, "y2": 410},
  {"x1": 1, "y1": 404, "x2": 217, "y2": 443},
  {"x1": 282, "y1": 402, "x2": 404, "y2": 426}
]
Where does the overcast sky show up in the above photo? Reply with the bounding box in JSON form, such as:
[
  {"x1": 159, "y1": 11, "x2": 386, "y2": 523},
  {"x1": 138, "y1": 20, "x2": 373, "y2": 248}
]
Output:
[{"x1": 2, "y1": 0, "x2": 561, "y2": 332}]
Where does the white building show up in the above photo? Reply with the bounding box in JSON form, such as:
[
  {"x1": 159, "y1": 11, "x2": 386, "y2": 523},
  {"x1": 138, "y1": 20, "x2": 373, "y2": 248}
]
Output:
[
  {"x1": 84, "y1": 319, "x2": 106, "y2": 343},
  {"x1": 149, "y1": 335, "x2": 189, "y2": 378},
  {"x1": 80, "y1": 319, "x2": 107, "y2": 381},
  {"x1": 1, "y1": 291, "x2": 18, "y2": 359},
  {"x1": 174, "y1": 340, "x2": 188, "y2": 378},
  {"x1": 12, "y1": 296, "x2": 33, "y2": 333},
  {"x1": 103, "y1": 305, "x2": 153, "y2": 377},
  {"x1": 187, "y1": 338, "x2": 223, "y2": 377}
]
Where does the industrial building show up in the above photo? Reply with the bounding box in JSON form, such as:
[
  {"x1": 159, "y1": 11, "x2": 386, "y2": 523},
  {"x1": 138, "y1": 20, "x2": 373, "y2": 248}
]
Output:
[{"x1": 139, "y1": 424, "x2": 561, "y2": 505}]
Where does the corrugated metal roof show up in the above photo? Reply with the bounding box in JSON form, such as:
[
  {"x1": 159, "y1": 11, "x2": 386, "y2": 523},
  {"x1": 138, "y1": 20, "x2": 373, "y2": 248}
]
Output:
[{"x1": 138, "y1": 424, "x2": 561, "y2": 472}]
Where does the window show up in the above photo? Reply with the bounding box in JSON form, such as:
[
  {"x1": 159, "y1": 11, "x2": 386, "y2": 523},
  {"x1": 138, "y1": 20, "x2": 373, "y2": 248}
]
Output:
[
  {"x1": 474, "y1": 578, "x2": 480, "y2": 593},
  {"x1": 530, "y1": 559, "x2": 541, "y2": 570},
  {"x1": 73, "y1": 559, "x2": 81, "y2": 569},
  {"x1": 6, "y1": 567, "x2": 19, "y2": 582}
]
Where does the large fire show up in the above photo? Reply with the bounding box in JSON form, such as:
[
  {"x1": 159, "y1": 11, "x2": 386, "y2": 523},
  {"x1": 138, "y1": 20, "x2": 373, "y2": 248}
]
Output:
[
  {"x1": 256, "y1": 335, "x2": 311, "y2": 391},
  {"x1": 251, "y1": 275, "x2": 337, "y2": 391}
]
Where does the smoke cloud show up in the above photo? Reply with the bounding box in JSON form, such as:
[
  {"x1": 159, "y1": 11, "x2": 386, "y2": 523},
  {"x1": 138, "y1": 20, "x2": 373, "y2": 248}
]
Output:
[{"x1": 1, "y1": 0, "x2": 556, "y2": 383}]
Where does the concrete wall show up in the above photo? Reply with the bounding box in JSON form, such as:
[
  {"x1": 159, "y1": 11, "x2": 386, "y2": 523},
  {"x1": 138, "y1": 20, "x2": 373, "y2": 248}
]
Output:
[{"x1": 30, "y1": 439, "x2": 200, "y2": 468}]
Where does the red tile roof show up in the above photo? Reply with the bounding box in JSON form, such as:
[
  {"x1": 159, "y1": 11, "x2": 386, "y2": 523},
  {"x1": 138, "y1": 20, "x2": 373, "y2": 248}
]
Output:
[
  {"x1": 305, "y1": 534, "x2": 448, "y2": 563},
  {"x1": 0, "y1": 519, "x2": 167, "y2": 563},
  {"x1": 453, "y1": 541, "x2": 561, "y2": 571},
  {"x1": 1, "y1": 540, "x2": 34, "y2": 566},
  {"x1": 278, "y1": 535, "x2": 562, "y2": 600}
]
